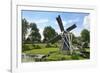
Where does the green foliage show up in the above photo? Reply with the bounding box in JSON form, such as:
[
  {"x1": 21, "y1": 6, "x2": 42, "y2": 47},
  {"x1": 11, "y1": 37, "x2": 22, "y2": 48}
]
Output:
[
  {"x1": 45, "y1": 44, "x2": 52, "y2": 48},
  {"x1": 53, "y1": 43, "x2": 58, "y2": 48},
  {"x1": 22, "y1": 43, "x2": 90, "y2": 62},
  {"x1": 80, "y1": 48, "x2": 90, "y2": 58},
  {"x1": 22, "y1": 44, "x2": 30, "y2": 52},
  {"x1": 45, "y1": 43, "x2": 58, "y2": 48},
  {"x1": 24, "y1": 47, "x2": 58, "y2": 55},
  {"x1": 71, "y1": 29, "x2": 90, "y2": 49},
  {"x1": 69, "y1": 50, "x2": 80, "y2": 60},
  {"x1": 46, "y1": 52, "x2": 71, "y2": 61},
  {"x1": 81, "y1": 29, "x2": 90, "y2": 43},
  {"x1": 71, "y1": 53, "x2": 79, "y2": 60},
  {"x1": 29, "y1": 23, "x2": 41, "y2": 43},
  {"x1": 22, "y1": 18, "x2": 29, "y2": 43},
  {"x1": 43, "y1": 26, "x2": 58, "y2": 42},
  {"x1": 24, "y1": 38, "x2": 32, "y2": 44},
  {"x1": 71, "y1": 33, "x2": 77, "y2": 44},
  {"x1": 33, "y1": 45, "x2": 41, "y2": 49},
  {"x1": 82, "y1": 42, "x2": 88, "y2": 48}
]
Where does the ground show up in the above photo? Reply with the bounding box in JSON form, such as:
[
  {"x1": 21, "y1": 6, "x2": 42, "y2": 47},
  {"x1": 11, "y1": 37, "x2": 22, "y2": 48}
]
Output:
[{"x1": 22, "y1": 43, "x2": 90, "y2": 62}]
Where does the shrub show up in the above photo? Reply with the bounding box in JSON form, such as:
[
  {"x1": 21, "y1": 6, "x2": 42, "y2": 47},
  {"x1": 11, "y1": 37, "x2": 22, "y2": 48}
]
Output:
[
  {"x1": 33, "y1": 45, "x2": 41, "y2": 49},
  {"x1": 53, "y1": 44, "x2": 58, "y2": 48},
  {"x1": 32, "y1": 44, "x2": 35, "y2": 47},
  {"x1": 61, "y1": 57, "x2": 66, "y2": 60},
  {"x1": 71, "y1": 52, "x2": 79, "y2": 60},
  {"x1": 81, "y1": 51, "x2": 90, "y2": 59},
  {"x1": 22, "y1": 44, "x2": 30, "y2": 52},
  {"x1": 45, "y1": 44, "x2": 52, "y2": 48},
  {"x1": 82, "y1": 42, "x2": 88, "y2": 48}
]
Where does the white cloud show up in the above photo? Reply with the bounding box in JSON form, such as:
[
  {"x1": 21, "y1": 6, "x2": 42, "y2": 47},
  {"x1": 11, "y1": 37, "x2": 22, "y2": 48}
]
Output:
[
  {"x1": 83, "y1": 15, "x2": 90, "y2": 30},
  {"x1": 64, "y1": 18, "x2": 79, "y2": 26},
  {"x1": 66, "y1": 19, "x2": 78, "y2": 24}
]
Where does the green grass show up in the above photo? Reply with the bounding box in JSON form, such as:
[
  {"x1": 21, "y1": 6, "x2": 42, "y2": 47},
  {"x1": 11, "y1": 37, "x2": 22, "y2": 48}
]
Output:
[
  {"x1": 46, "y1": 52, "x2": 72, "y2": 61},
  {"x1": 23, "y1": 43, "x2": 59, "y2": 54},
  {"x1": 22, "y1": 43, "x2": 90, "y2": 62},
  {"x1": 24, "y1": 47, "x2": 59, "y2": 55}
]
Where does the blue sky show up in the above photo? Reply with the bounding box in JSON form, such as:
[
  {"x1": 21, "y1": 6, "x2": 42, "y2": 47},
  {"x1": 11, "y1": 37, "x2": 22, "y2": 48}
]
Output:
[{"x1": 22, "y1": 10, "x2": 90, "y2": 40}]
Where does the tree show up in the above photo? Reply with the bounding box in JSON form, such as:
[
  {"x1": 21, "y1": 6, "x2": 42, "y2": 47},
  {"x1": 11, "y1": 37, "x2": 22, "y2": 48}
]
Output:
[
  {"x1": 29, "y1": 23, "x2": 41, "y2": 43},
  {"x1": 81, "y1": 29, "x2": 90, "y2": 43},
  {"x1": 71, "y1": 33, "x2": 81, "y2": 47},
  {"x1": 22, "y1": 18, "x2": 29, "y2": 43},
  {"x1": 71, "y1": 33, "x2": 76, "y2": 44},
  {"x1": 81, "y1": 29, "x2": 90, "y2": 48},
  {"x1": 43, "y1": 26, "x2": 58, "y2": 42}
]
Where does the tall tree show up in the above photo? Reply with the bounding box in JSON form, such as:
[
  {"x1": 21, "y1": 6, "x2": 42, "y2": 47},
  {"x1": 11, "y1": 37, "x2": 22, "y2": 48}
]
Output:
[
  {"x1": 22, "y1": 18, "x2": 29, "y2": 43},
  {"x1": 71, "y1": 33, "x2": 77, "y2": 44},
  {"x1": 81, "y1": 29, "x2": 90, "y2": 48},
  {"x1": 43, "y1": 26, "x2": 58, "y2": 42},
  {"x1": 81, "y1": 29, "x2": 90, "y2": 43},
  {"x1": 29, "y1": 23, "x2": 41, "y2": 43}
]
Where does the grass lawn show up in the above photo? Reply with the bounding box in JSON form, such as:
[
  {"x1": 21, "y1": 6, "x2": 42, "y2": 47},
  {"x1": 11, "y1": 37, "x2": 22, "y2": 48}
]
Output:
[
  {"x1": 22, "y1": 43, "x2": 90, "y2": 62},
  {"x1": 24, "y1": 47, "x2": 59, "y2": 55}
]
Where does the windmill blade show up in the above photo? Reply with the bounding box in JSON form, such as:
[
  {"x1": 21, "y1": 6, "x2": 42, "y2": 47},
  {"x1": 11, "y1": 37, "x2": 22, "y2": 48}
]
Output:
[
  {"x1": 56, "y1": 15, "x2": 64, "y2": 32},
  {"x1": 66, "y1": 24, "x2": 77, "y2": 32},
  {"x1": 47, "y1": 35, "x2": 61, "y2": 43}
]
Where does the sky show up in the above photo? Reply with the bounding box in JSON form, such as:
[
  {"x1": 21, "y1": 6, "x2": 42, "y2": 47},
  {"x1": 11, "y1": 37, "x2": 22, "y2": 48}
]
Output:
[{"x1": 22, "y1": 10, "x2": 90, "y2": 40}]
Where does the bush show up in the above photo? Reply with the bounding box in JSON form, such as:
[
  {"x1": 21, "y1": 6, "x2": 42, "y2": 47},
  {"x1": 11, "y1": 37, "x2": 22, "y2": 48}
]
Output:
[
  {"x1": 81, "y1": 51, "x2": 90, "y2": 59},
  {"x1": 61, "y1": 57, "x2": 66, "y2": 60},
  {"x1": 82, "y1": 42, "x2": 88, "y2": 48},
  {"x1": 45, "y1": 44, "x2": 52, "y2": 48},
  {"x1": 22, "y1": 44, "x2": 30, "y2": 52},
  {"x1": 32, "y1": 44, "x2": 35, "y2": 47},
  {"x1": 53, "y1": 44, "x2": 58, "y2": 48},
  {"x1": 71, "y1": 52, "x2": 79, "y2": 60},
  {"x1": 33, "y1": 45, "x2": 41, "y2": 49}
]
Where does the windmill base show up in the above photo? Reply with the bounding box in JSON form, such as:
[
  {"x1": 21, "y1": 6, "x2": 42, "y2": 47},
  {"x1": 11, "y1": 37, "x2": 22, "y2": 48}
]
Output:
[{"x1": 59, "y1": 49, "x2": 73, "y2": 55}]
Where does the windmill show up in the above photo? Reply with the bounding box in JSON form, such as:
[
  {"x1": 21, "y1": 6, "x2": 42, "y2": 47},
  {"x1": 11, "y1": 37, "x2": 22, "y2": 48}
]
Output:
[{"x1": 47, "y1": 15, "x2": 77, "y2": 54}]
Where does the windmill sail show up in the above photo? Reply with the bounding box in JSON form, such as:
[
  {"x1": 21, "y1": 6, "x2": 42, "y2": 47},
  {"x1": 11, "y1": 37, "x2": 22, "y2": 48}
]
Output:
[
  {"x1": 66, "y1": 24, "x2": 77, "y2": 32},
  {"x1": 56, "y1": 15, "x2": 64, "y2": 32},
  {"x1": 47, "y1": 35, "x2": 61, "y2": 43}
]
